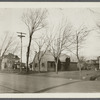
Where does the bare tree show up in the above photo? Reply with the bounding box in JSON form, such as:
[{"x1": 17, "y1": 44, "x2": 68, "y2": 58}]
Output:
[
  {"x1": 22, "y1": 8, "x2": 47, "y2": 72},
  {"x1": 0, "y1": 32, "x2": 18, "y2": 69},
  {"x1": 49, "y1": 19, "x2": 73, "y2": 74},
  {"x1": 75, "y1": 26, "x2": 92, "y2": 77},
  {"x1": 66, "y1": 25, "x2": 91, "y2": 78},
  {"x1": 12, "y1": 43, "x2": 20, "y2": 55},
  {"x1": 32, "y1": 33, "x2": 51, "y2": 72}
]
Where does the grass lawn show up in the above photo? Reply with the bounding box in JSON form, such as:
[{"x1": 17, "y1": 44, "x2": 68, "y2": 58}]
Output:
[
  {"x1": 0, "y1": 69, "x2": 100, "y2": 80},
  {"x1": 29, "y1": 70, "x2": 100, "y2": 80}
]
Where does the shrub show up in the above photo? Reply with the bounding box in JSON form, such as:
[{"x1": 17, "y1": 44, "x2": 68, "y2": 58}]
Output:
[{"x1": 90, "y1": 75, "x2": 97, "y2": 81}]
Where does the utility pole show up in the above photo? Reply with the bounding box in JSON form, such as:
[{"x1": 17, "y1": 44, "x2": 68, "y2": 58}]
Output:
[{"x1": 17, "y1": 32, "x2": 26, "y2": 72}]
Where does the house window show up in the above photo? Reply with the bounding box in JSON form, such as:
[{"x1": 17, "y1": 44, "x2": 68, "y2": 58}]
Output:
[{"x1": 42, "y1": 63, "x2": 45, "y2": 67}]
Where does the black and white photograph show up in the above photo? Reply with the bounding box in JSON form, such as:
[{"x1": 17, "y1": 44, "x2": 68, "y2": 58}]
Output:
[{"x1": 0, "y1": 2, "x2": 100, "y2": 96}]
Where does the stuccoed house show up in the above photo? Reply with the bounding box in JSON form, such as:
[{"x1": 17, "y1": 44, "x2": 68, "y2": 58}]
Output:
[
  {"x1": 1, "y1": 53, "x2": 20, "y2": 70},
  {"x1": 31, "y1": 50, "x2": 77, "y2": 72}
]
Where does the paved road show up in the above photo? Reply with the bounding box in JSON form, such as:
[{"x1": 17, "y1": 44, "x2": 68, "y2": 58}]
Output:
[
  {"x1": 0, "y1": 73, "x2": 100, "y2": 93},
  {"x1": 0, "y1": 73, "x2": 79, "y2": 93},
  {"x1": 42, "y1": 81, "x2": 100, "y2": 93}
]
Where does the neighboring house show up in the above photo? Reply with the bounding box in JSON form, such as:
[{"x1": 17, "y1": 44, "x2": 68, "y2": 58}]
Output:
[
  {"x1": 32, "y1": 50, "x2": 78, "y2": 72},
  {"x1": 86, "y1": 59, "x2": 99, "y2": 70},
  {"x1": 1, "y1": 53, "x2": 20, "y2": 70}
]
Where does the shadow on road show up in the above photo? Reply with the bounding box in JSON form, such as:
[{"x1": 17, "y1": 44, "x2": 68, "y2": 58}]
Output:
[
  {"x1": 0, "y1": 83, "x2": 23, "y2": 93},
  {"x1": 34, "y1": 80, "x2": 81, "y2": 93}
]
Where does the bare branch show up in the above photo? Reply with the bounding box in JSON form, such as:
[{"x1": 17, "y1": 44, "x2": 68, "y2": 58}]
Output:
[{"x1": 22, "y1": 8, "x2": 47, "y2": 72}]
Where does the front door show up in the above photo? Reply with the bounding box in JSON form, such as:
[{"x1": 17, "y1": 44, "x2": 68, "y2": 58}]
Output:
[{"x1": 47, "y1": 61, "x2": 55, "y2": 72}]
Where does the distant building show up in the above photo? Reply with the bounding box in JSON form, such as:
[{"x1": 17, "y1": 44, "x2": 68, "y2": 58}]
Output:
[
  {"x1": 86, "y1": 59, "x2": 99, "y2": 70},
  {"x1": 1, "y1": 53, "x2": 20, "y2": 70},
  {"x1": 97, "y1": 56, "x2": 100, "y2": 70},
  {"x1": 32, "y1": 50, "x2": 78, "y2": 72}
]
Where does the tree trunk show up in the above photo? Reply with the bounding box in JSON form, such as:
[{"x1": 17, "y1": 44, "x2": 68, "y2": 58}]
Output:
[
  {"x1": 33, "y1": 63, "x2": 36, "y2": 72},
  {"x1": 0, "y1": 56, "x2": 4, "y2": 70},
  {"x1": 77, "y1": 54, "x2": 82, "y2": 79},
  {"x1": 76, "y1": 35, "x2": 82, "y2": 79},
  {"x1": 26, "y1": 35, "x2": 32, "y2": 72},
  {"x1": 38, "y1": 61, "x2": 40, "y2": 73},
  {"x1": 55, "y1": 58, "x2": 58, "y2": 74},
  {"x1": 77, "y1": 59, "x2": 82, "y2": 79},
  {"x1": 32, "y1": 62, "x2": 36, "y2": 72},
  {"x1": 0, "y1": 59, "x2": 3, "y2": 70},
  {"x1": 32, "y1": 53, "x2": 37, "y2": 72}
]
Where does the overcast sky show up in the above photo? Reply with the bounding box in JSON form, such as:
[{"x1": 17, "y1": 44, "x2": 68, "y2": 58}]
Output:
[{"x1": 0, "y1": 8, "x2": 100, "y2": 62}]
